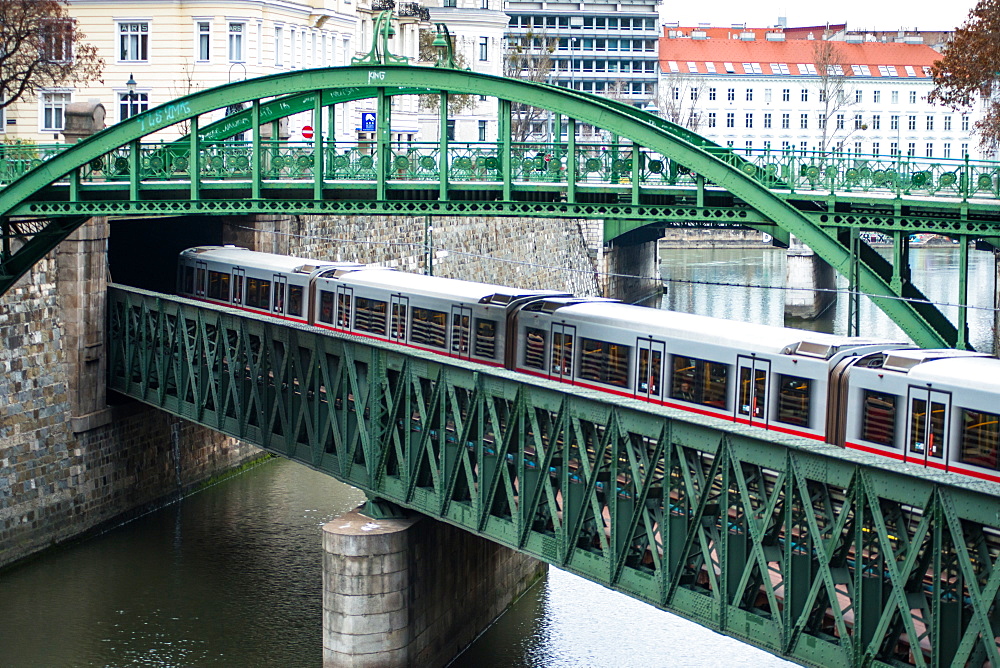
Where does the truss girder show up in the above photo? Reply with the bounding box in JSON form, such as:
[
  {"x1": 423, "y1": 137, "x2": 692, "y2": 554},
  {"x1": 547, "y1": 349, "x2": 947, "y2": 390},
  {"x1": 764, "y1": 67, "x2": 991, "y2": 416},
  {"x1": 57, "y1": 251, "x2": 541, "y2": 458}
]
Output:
[
  {"x1": 107, "y1": 286, "x2": 1000, "y2": 667},
  {"x1": 0, "y1": 66, "x2": 970, "y2": 347}
]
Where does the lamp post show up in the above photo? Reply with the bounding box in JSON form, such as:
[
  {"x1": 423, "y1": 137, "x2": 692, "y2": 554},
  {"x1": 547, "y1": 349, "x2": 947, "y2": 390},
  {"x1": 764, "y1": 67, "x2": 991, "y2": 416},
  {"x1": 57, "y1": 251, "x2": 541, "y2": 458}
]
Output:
[{"x1": 124, "y1": 73, "x2": 138, "y2": 118}]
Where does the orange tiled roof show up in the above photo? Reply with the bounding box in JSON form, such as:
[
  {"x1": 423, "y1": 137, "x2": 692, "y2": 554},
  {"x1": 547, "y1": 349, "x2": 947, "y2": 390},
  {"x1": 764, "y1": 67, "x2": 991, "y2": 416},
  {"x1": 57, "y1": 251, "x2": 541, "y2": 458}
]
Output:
[
  {"x1": 658, "y1": 39, "x2": 940, "y2": 77},
  {"x1": 663, "y1": 25, "x2": 847, "y2": 41}
]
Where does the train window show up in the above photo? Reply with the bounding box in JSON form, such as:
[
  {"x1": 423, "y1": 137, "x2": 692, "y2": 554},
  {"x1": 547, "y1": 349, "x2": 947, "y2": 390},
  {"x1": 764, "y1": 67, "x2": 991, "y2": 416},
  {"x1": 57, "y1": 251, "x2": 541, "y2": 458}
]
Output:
[
  {"x1": 579, "y1": 338, "x2": 630, "y2": 388},
  {"x1": 524, "y1": 327, "x2": 546, "y2": 369},
  {"x1": 960, "y1": 409, "x2": 1000, "y2": 470},
  {"x1": 411, "y1": 307, "x2": 447, "y2": 348},
  {"x1": 861, "y1": 390, "x2": 897, "y2": 446},
  {"x1": 337, "y1": 293, "x2": 352, "y2": 328},
  {"x1": 246, "y1": 278, "x2": 260, "y2": 308},
  {"x1": 452, "y1": 313, "x2": 471, "y2": 354},
  {"x1": 319, "y1": 290, "x2": 334, "y2": 324},
  {"x1": 207, "y1": 271, "x2": 230, "y2": 301},
  {"x1": 552, "y1": 331, "x2": 573, "y2": 375},
  {"x1": 671, "y1": 355, "x2": 728, "y2": 408},
  {"x1": 183, "y1": 266, "x2": 195, "y2": 294},
  {"x1": 475, "y1": 319, "x2": 497, "y2": 359},
  {"x1": 355, "y1": 297, "x2": 387, "y2": 334},
  {"x1": 910, "y1": 397, "x2": 946, "y2": 458},
  {"x1": 288, "y1": 285, "x2": 304, "y2": 316},
  {"x1": 391, "y1": 302, "x2": 407, "y2": 339},
  {"x1": 196, "y1": 267, "x2": 206, "y2": 295},
  {"x1": 637, "y1": 348, "x2": 662, "y2": 396},
  {"x1": 776, "y1": 375, "x2": 811, "y2": 426}
]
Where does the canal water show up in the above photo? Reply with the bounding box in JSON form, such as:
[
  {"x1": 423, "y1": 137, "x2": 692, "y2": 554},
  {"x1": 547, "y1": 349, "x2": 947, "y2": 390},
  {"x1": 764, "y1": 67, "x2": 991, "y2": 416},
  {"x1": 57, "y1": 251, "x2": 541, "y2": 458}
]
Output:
[{"x1": 1, "y1": 245, "x2": 991, "y2": 666}]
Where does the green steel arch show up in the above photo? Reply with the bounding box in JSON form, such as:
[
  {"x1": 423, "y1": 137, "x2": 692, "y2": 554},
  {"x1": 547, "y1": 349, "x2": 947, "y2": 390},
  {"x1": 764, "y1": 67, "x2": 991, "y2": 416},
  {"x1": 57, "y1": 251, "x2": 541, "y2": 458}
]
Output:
[{"x1": 0, "y1": 65, "x2": 955, "y2": 348}]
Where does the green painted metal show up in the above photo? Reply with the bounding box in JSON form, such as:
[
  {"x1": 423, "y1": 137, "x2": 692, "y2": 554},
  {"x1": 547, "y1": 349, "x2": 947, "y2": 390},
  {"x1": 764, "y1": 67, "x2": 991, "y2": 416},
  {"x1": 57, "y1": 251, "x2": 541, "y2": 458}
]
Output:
[
  {"x1": 0, "y1": 66, "x2": 992, "y2": 348},
  {"x1": 108, "y1": 285, "x2": 1000, "y2": 668}
]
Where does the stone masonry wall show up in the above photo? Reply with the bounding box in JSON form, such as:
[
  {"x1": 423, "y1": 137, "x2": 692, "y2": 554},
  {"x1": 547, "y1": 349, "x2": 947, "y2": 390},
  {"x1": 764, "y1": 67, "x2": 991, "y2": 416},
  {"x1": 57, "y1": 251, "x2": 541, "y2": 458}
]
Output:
[
  {"x1": 228, "y1": 214, "x2": 602, "y2": 297},
  {"x1": 0, "y1": 222, "x2": 260, "y2": 570}
]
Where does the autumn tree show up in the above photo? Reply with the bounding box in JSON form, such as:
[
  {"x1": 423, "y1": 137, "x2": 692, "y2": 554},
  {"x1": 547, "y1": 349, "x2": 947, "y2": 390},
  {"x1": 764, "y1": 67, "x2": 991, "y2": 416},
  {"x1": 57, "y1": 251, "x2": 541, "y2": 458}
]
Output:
[
  {"x1": 503, "y1": 31, "x2": 557, "y2": 141},
  {"x1": 813, "y1": 39, "x2": 857, "y2": 151},
  {"x1": 929, "y1": 0, "x2": 1000, "y2": 151},
  {"x1": 0, "y1": 0, "x2": 103, "y2": 114}
]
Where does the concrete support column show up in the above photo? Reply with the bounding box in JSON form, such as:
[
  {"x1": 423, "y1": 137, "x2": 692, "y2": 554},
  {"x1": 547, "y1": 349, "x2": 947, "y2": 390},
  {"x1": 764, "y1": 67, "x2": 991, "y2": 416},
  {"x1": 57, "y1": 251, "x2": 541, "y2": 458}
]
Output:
[
  {"x1": 599, "y1": 227, "x2": 661, "y2": 305},
  {"x1": 784, "y1": 235, "x2": 836, "y2": 320},
  {"x1": 56, "y1": 216, "x2": 111, "y2": 432},
  {"x1": 323, "y1": 509, "x2": 546, "y2": 667}
]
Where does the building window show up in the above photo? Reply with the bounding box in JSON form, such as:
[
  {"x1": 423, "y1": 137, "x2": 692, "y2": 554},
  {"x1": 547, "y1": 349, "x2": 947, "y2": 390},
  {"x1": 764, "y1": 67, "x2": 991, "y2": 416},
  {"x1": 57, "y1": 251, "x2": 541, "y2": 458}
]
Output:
[
  {"x1": 745, "y1": 113, "x2": 753, "y2": 128},
  {"x1": 872, "y1": 115, "x2": 880, "y2": 130},
  {"x1": 782, "y1": 88, "x2": 790, "y2": 102},
  {"x1": 926, "y1": 116, "x2": 934, "y2": 131},
  {"x1": 764, "y1": 88, "x2": 772, "y2": 102},
  {"x1": 40, "y1": 91, "x2": 71, "y2": 131},
  {"x1": 708, "y1": 87, "x2": 716, "y2": 101},
  {"x1": 819, "y1": 89, "x2": 827, "y2": 102},
  {"x1": 274, "y1": 26, "x2": 283, "y2": 66},
  {"x1": 962, "y1": 115, "x2": 970, "y2": 131},
  {"x1": 726, "y1": 112, "x2": 734, "y2": 128},
  {"x1": 854, "y1": 141, "x2": 862, "y2": 154},
  {"x1": 909, "y1": 90, "x2": 917, "y2": 104},
  {"x1": 890, "y1": 142, "x2": 898, "y2": 156},
  {"x1": 690, "y1": 87, "x2": 698, "y2": 101},
  {"x1": 818, "y1": 115, "x2": 826, "y2": 130},
  {"x1": 801, "y1": 88, "x2": 808, "y2": 102},
  {"x1": 745, "y1": 141, "x2": 753, "y2": 155},
  {"x1": 800, "y1": 113, "x2": 808, "y2": 129},
  {"x1": 229, "y1": 22, "x2": 245, "y2": 62},
  {"x1": 119, "y1": 22, "x2": 149, "y2": 62},
  {"x1": 672, "y1": 87, "x2": 679, "y2": 100},
  {"x1": 891, "y1": 90, "x2": 899, "y2": 104},
  {"x1": 874, "y1": 90, "x2": 881, "y2": 103},
  {"x1": 962, "y1": 142, "x2": 969, "y2": 156},
  {"x1": 944, "y1": 115, "x2": 952, "y2": 131},
  {"x1": 478, "y1": 120, "x2": 487, "y2": 141},
  {"x1": 119, "y1": 91, "x2": 149, "y2": 120},
  {"x1": 196, "y1": 21, "x2": 211, "y2": 61},
  {"x1": 290, "y1": 28, "x2": 296, "y2": 67},
  {"x1": 907, "y1": 142, "x2": 916, "y2": 157},
  {"x1": 890, "y1": 115, "x2": 899, "y2": 130},
  {"x1": 872, "y1": 142, "x2": 880, "y2": 155},
  {"x1": 727, "y1": 88, "x2": 735, "y2": 101},
  {"x1": 926, "y1": 142, "x2": 933, "y2": 157},
  {"x1": 854, "y1": 114, "x2": 863, "y2": 129},
  {"x1": 447, "y1": 119, "x2": 455, "y2": 141},
  {"x1": 781, "y1": 113, "x2": 790, "y2": 129},
  {"x1": 855, "y1": 89, "x2": 862, "y2": 104},
  {"x1": 707, "y1": 112, "x2": 716, "y2": 128},
  {"x1": 479, "y1": 37, "x2": 488, "y2": 61},
  {"x1": 908, "y1": 115, "x2": 916, "y2": 130},
  {"x1": 763, "y1": 113, "x2": 771, "y2": 129},
  {"x1": 836, "y1": 113, "x2": 844, "y2": 130},
  {"x1": 746, "y1": 88, "x2": 753, "y2": 101},
  {"x1": 42, "y1": 18, "x2": 74, "y2": 63}
]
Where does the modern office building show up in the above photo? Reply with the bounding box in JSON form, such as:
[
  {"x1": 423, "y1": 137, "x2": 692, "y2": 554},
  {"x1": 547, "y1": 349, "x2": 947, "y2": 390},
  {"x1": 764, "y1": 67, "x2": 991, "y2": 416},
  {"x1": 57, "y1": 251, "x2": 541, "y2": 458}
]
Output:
[{"x1": 657, "y1": 29, "x2": 985, "y2": 160}]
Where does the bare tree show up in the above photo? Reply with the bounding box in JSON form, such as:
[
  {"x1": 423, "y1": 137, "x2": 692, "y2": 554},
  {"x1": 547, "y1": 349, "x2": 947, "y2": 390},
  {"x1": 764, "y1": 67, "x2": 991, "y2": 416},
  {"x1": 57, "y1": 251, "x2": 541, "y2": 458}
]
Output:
[
  {"x1": 0, "y1": 0, "x2": 103, "y2": 113},
  {"x1": 654, "y1": 72, "x2": 703, "y2": 131},
  {"x1": 503, "y1": 30, "x2": 557, "y2": 142},
  {"x1": 813, "y1": 39, "x2": 857, "y2": 151},
  {"x1": 417, "y1": 29, "x2": 476, "y2": 115}
]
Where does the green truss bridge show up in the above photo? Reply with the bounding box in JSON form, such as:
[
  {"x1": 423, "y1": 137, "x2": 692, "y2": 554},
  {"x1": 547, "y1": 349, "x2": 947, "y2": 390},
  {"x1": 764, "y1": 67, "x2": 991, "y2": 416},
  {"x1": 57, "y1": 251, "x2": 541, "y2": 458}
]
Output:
[
  {"x1": 109, "y1": 284, "x2": 1000, "y2": 668},
  {"x1": 1, "y1": 64, "x2": 999, "y2": 348}
]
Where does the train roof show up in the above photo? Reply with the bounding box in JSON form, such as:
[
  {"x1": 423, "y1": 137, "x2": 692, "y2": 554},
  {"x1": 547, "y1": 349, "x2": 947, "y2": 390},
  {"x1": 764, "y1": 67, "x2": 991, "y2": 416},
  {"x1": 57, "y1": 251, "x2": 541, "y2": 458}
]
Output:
[
  {"x1": 548, "y1": 301, "x2": 905, "y2": 358},
  {"x1": 905, "y1": 355, "x2": 1000, "y2": 392},
  {"x1": 326, "y1": 269, "x2": 568, "y2": 304},
  {"x1": 180, "y1": 246, "x2": 358, "y2": 274}
]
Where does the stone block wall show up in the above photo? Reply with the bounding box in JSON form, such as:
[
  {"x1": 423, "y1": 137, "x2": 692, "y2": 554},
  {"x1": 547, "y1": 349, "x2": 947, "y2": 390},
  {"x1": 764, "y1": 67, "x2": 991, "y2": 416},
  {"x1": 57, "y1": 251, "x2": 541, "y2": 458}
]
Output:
[{"x1": 0, "y1": 221, "x2": 260, "y2": 570}]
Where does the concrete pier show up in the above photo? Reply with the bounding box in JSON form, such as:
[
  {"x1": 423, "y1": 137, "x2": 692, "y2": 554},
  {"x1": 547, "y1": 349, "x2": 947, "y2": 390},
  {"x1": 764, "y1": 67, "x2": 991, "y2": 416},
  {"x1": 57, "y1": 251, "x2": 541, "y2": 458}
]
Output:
[
  {"x1": 322, "y1": 509, "x2": 546, "y2": 667},
  {"x1": 784, "y1": 236, "x2": 836, "y2": 320}
]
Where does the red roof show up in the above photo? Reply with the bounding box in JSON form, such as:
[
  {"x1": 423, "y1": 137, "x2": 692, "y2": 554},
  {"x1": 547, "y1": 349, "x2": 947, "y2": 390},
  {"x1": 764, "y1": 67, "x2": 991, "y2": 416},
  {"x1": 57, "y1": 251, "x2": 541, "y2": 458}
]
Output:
[
  {"x1": 663, "y1": 25, "x2": 847, "y2": 41},
  {"x1": 658, "y1": 39, "x2": 941, "y2": 77}
]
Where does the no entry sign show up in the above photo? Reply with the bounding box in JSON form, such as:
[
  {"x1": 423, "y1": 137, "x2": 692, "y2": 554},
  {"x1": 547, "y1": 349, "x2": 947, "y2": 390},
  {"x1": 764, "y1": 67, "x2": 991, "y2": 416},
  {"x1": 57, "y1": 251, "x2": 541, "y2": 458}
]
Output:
[{"x1": 302, "y1": 125, "x2": 314, "y2": 139}]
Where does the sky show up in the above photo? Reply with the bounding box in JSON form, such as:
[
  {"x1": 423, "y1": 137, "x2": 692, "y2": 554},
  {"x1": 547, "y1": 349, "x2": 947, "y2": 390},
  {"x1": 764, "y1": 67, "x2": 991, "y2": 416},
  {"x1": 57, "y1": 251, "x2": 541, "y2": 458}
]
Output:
[{"x1": 665, "y1": 1, "x2": 980, "y2": 32}]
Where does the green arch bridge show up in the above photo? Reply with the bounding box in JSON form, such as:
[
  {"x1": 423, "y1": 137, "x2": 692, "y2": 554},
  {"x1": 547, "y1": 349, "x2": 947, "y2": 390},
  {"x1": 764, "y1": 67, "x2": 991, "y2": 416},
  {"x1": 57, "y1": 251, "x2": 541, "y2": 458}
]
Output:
[{"x1": 2, "y1": 62, "x2": 1000, "y2": 349}]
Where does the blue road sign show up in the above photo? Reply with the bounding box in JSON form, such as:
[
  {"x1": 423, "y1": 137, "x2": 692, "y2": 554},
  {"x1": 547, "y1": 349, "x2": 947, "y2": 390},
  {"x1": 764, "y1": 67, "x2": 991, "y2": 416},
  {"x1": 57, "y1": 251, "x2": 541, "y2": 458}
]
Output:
[{"x1": 361, "y1": 112, "x2": 376, "y2": 132}]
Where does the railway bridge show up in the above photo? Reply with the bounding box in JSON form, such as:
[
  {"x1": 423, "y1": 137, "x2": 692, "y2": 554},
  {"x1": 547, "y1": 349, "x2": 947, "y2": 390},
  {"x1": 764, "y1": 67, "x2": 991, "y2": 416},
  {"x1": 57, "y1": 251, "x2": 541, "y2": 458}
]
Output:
[{"x1": 4, "y1": 25, "x2": 1000, "y2": 666}]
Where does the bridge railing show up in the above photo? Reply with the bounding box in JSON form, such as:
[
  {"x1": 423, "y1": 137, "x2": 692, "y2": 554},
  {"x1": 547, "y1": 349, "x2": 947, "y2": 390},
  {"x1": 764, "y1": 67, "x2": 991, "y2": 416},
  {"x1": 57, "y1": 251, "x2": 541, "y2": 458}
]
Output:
[{"x1": 3, "y1": 139, "x2": 1000, "y2": 201}]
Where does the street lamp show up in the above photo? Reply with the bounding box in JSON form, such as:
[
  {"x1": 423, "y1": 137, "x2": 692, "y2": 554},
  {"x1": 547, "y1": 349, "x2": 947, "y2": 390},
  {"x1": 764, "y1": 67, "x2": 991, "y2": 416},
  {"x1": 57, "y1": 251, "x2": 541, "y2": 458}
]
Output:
[{"x1": 124, "y1": 74, "x2": 139, "y2": 119}]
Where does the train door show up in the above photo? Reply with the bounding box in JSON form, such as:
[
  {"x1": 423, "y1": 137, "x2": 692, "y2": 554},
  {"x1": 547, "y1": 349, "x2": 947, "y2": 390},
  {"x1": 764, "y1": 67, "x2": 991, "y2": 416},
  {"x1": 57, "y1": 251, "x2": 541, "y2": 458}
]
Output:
[
  {"x1": 635, "y1": 338, "x2": 665, "y2": 401},
  {"x1": 272, "y1": 275, "x2": 287, "y2": 315},
  {"x1": 336, "y1": 286, "x2": 354, "y2": 330},
  {"x1": 390, "y1": 295, "x2": 409, "y2": 341},
  {"x1": 736, "y1": 355, "x2": 771, "y2": 426},
  {"x1": 195, "y1": 260, "x2": 208, "y2": 297},
  {"x1": 451, "y1": 306, "x2": 472, "y2": 360},
  {"x1": 550, "y1": 323, "x2": 576, "y2": 383},
  {"x1": 905, "y1": 387, "x2": 951, "y2": 468},
  {"x1": 231, "y1": 268, "x2": 246, "y2": 305}
]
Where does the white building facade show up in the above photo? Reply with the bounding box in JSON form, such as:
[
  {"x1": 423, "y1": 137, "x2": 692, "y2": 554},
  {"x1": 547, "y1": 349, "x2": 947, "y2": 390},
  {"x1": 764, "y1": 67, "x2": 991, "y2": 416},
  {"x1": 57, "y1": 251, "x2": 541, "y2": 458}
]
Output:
[{"x1": 657, "y1": 34, "x2": 985, "y2": 161}]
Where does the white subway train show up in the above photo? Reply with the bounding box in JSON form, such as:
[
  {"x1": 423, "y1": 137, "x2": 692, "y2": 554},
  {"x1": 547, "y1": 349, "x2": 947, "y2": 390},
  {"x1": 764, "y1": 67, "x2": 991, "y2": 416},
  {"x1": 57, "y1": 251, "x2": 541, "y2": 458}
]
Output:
[{"x1": 177, "y1": 246, "x2": 1000, "y2": 484}]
